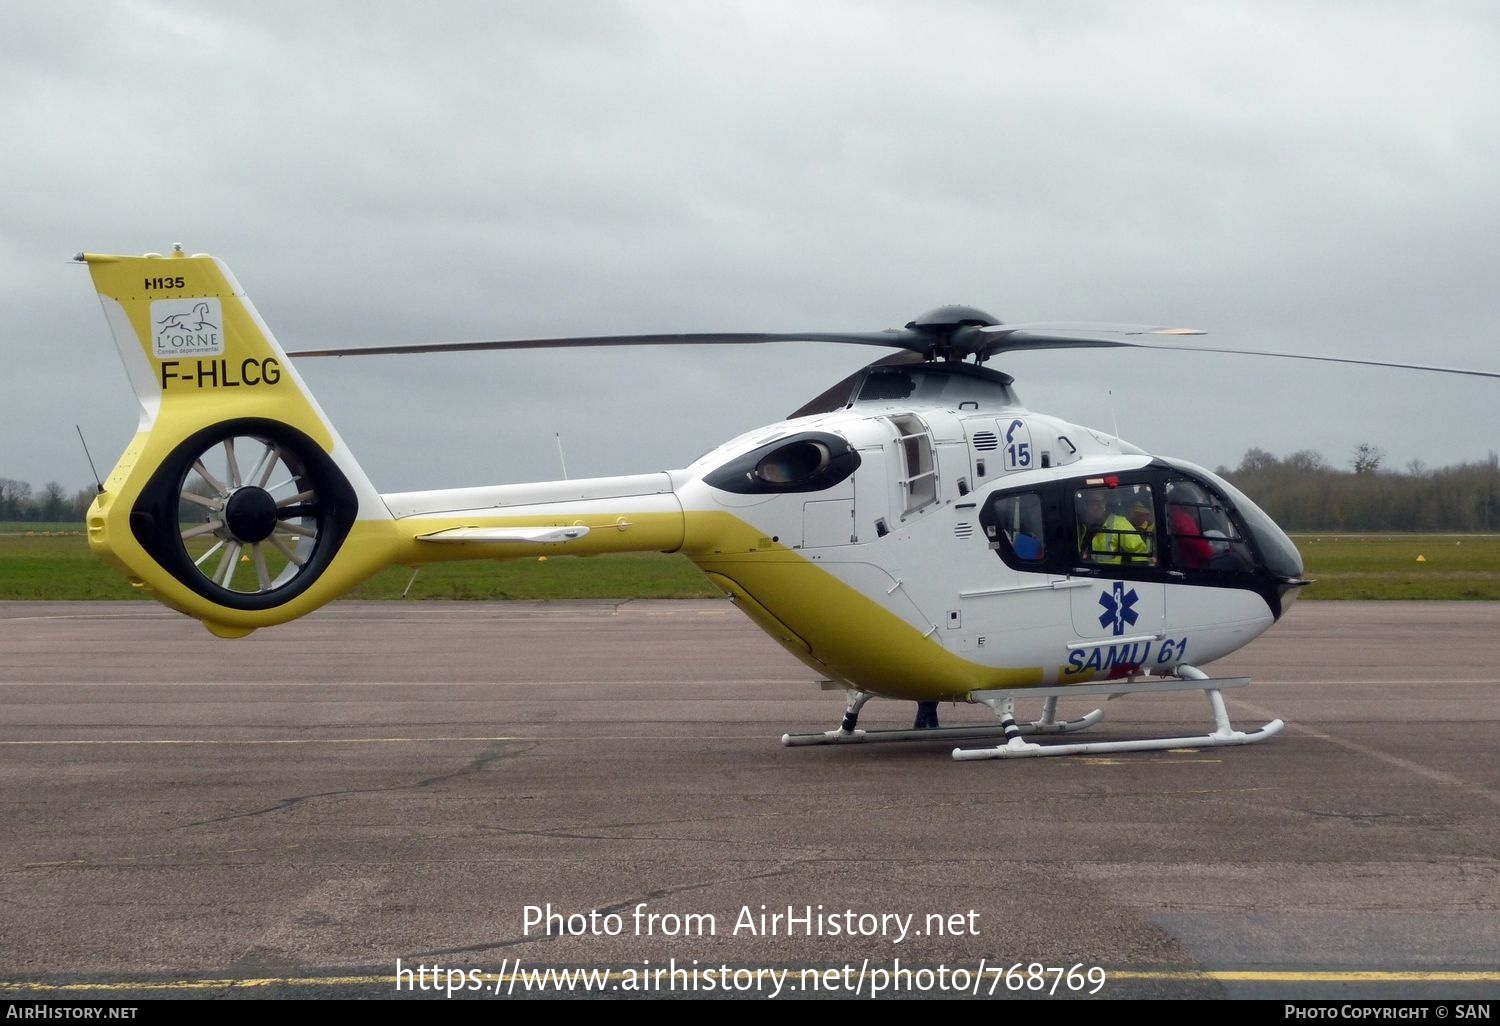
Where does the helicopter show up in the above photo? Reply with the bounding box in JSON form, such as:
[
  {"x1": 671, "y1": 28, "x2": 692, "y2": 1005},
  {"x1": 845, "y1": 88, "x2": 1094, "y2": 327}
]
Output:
[{"x1": 71, "y1": 247, "x2": 1499, "y2": 761}]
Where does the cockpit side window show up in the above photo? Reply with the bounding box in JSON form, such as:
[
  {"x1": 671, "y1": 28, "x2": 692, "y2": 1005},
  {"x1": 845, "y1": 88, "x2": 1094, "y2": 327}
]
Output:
[
  {"x1": 978, "y1": 469, "x2": 1273, "y2": 585},
  {"x1": 1163, "y1": 478, "x2": 1254, "y2": 573}
]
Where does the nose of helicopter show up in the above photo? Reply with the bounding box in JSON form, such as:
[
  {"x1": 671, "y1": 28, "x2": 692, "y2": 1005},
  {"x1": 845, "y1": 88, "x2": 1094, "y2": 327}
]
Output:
[{"x1": 1232, "y1": 488, "x2": 1307, "y2": 619}]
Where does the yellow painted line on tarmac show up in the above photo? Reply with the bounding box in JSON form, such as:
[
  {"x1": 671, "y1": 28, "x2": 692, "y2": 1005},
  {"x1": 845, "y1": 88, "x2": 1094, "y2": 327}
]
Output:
[
  {"x1": 5, "y1": 968, "x2": 1500, "y2": 994},
  {"x1": 1117, "y1": 970, "x2": 1500, "y2": 983},
  {"x1": 1, "y1": 976, "x2": 380, "y2": 993}
]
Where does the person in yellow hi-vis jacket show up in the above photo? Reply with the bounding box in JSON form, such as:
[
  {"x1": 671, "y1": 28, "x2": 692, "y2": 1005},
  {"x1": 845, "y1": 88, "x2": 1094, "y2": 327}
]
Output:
[{"x1": 1076, "y1": 489, "x2": 1150, "y2": 565}]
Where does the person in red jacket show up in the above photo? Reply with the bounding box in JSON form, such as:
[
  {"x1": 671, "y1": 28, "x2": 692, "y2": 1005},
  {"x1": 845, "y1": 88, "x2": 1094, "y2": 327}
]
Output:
[{"x1": 1164, "y1": 482, "x2": 1214, "y2": 570}]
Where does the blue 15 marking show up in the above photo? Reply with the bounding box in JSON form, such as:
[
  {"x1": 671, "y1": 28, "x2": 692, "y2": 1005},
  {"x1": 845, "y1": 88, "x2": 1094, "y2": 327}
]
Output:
[{"x1": 1004, "y1": 418, "x2": 1032, "y2": 471}]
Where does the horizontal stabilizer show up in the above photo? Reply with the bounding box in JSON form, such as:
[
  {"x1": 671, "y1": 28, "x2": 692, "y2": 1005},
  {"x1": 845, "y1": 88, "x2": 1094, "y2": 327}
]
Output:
[{"x1": 416, "y1": 525, "x2": 591, "y2": 544}]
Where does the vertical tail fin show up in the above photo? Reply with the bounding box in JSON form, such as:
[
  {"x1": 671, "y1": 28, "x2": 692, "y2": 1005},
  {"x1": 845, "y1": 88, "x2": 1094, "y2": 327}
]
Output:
[{"x1": 79, "y1": 248, "x2": 399, "y2": 637}]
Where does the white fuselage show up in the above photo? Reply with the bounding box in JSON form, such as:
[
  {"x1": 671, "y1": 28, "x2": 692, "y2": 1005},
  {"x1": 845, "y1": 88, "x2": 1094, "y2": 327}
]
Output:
[{"x1": 381, "y1": 363, "x2": 1295, "y2": 701}]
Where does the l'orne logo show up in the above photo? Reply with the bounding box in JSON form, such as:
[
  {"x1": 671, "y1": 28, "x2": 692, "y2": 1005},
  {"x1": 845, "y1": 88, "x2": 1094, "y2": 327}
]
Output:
[{"x1": 151, "y1": 298, "x2": 224, "y2": 358}]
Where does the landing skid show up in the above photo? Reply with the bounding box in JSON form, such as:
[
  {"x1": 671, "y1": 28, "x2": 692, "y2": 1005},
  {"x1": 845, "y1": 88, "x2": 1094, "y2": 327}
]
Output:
[
  {"x1": 782, "y1": 666, "x2": 1284, "y2": 761},
  {"x1": 954, "y1": 666, "x2": 1282, "y2": 761}
]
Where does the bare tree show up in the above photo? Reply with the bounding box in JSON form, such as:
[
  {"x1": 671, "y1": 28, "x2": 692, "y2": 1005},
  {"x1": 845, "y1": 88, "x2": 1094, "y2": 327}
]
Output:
[
  {"x1": 39, "y1": 481, "x2": 67, "y2": 522},
  {"x1": 1351, "y1": 442, "x2": 1385, "y2": 475},
  {"x1": 0, "y1": 479, "x2": 32, "y2": 520},
  {"x1": 1238, "y1": 448, "x2": 1280, "y2": 473},
  {"x1": 1285, "y1": 449, "x2": 1328, "y2": 472}
]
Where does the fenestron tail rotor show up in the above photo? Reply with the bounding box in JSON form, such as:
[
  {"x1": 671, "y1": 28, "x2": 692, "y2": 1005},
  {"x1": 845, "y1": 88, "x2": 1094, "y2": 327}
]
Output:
[{"x1": 126, "y1": 419, "x2": 360, "y2": 612}]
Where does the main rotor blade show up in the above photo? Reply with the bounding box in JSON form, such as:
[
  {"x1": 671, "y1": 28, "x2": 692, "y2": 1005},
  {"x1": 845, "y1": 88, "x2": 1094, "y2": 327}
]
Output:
[
  {"x1": 977, "y1": 323, "x2": 1204, "y2": 355},
  {"x1": 1129, "y1": 342, "x2": 1500, "y2": 379},
  {"x1": 998, "y1": 335, "x2": 1500, "y2": 379},
  {"x1": 289, "y1": 330, "x2": 921, "y2": 358},
  {"x1": 981, "y1": 324, "x2": 1500, "y2": 378}
]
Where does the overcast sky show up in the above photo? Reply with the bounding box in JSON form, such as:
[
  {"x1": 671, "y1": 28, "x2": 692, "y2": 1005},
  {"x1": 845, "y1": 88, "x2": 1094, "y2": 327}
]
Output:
[{"x1": 3, "y1": 1, "x2": 1497, "y2": 498}]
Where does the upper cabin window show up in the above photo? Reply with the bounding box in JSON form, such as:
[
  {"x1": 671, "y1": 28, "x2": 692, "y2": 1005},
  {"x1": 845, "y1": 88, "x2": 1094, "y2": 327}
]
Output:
[
  {"x1": 1074, "y1": 484, "x2": 1156, "y2": 566},
  {"x1": 890, "y1": 414, "x2": 937, "y2": 515}
]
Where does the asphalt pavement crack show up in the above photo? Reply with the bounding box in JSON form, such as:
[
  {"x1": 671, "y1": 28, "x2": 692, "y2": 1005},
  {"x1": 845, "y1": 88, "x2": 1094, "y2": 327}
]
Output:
[{"x1": 185, "y1": 742, "x2": 537, "y2": 826}]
